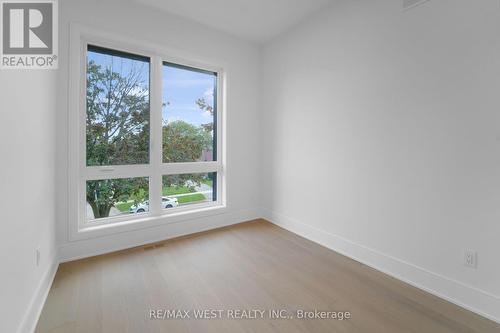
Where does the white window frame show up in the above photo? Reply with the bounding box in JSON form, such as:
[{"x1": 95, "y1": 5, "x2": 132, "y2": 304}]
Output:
[{"x1": 68, "y1": 25, "x2": 226, "y2": 241}]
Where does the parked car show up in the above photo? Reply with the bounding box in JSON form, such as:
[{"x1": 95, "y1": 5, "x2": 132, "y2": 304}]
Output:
[{"x1": 129, "y1": 197, "x2": 179, "y2": 213}]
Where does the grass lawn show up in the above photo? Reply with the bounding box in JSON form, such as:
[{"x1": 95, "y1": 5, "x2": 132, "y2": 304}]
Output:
[
  {"x1": 201, "y1": 179, "x2": 213, "y2": 187},
  {"x1": 115, "y1": 184, "x2": 209, "y2": 213},
  {"x1": 177, "y1": 193, "x2": 206, "y2": 204},
  {"x1": 163, "y1": 185, "x2": 194, "y2": 196},
  {"x1": 116, "y1": 201, "x2": 134, "y2": 212}
]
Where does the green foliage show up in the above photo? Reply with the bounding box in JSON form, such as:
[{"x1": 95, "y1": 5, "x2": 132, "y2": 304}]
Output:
[
  {"x1": 196, "y1": 97, "x2": 214, "y2": 133},
  {"x1": 86, "y1": 60, "x2": 150, "y2": 166},
  {"x1": 86, "y1": 58, "x2": 151, "y2": 218},
  {"x1": 162, "y1": 174, "x2": 201, "y2": 193},
  {"x1": 162, "y1": 120, "x2": 212, "y2": 163},
  {"x1": 86, "y1": 178, "x2": 148, "y2": 218},
  {"x1": 201, "y1": 178, "x2": 213, "y2": 187},
  {"x1": 161, "y1": 121, "x2": 212, "y2": 190},
  {"x1": 115, "y1": 201, "x2": 135, "y2": 213},
  {"x1": 86, "y1": 57, "x2": 214, "y2": 219},
  {"x1": 162, "y1": 183, "x2": 195, "y2": 196}
]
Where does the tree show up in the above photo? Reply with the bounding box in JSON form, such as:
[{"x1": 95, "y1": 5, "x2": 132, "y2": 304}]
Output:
[
  {"x1": 86, "y1": 178, "x2": 148, "y2": 218},
  {"x1": 86, "y1": 59, "x2": 150, "y2": 166},
  {"x1": 162, "y1": 120, "x2": 212, "y2": 188},
  {"x1": 86, "y1": 59, "x2": 150, "y2": 218},
  {"x1": 196, "y1": 97, "x2": 214, "y2": 133},
  {"x1": 86, "y1": 57, "x2": 215, "y2": 218},
  {"x1": 162, "y1": 120, "x2": 212, "y2": 163}
]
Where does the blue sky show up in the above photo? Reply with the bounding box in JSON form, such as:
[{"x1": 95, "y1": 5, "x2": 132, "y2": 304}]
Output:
[
  {"x1": 87, "y1": 49, "x2": 215, "y2": 128},
  {"x1": 162, "y1": 65, "x2": 215, "y2": 127}
]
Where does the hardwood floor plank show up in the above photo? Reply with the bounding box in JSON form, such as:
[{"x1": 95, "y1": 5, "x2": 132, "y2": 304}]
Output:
[{"x1": 35, "y1": 220, "x2": 500, "y2": 333}]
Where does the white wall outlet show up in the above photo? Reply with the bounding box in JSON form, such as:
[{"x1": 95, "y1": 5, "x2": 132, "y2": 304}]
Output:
[
  {"x1": 464, "y1": 250, "x2": 477, "y2": 268},
  {"x1": 36, "y1": 249, "x2": 40, "y2": 267}
]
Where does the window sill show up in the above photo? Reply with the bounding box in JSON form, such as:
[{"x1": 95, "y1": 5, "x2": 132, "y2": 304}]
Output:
[{"x1": 70, "y1": 203, "x2": 227, "y2": 241}]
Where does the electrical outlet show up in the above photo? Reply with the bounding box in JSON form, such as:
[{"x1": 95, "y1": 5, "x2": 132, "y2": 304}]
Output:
[
  {"x1": 36, "y1": 249, "x2": 40, "y2": 267},
  {"x1": 464, "y1": 250, "x2": 477, "y2": 268}
]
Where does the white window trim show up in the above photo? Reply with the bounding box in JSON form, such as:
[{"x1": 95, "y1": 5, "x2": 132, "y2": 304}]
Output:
[{"x1": 68, "y1": 24, "x2": 226, "y2": 241}]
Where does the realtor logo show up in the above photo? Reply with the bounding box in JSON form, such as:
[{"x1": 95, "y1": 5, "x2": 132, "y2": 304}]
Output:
[{"x1": 1, "y1": 0, "x2": 57, "y2": 69}]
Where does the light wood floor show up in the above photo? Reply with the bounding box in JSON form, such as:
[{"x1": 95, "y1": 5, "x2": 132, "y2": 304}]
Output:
[{"x1": 36, "y1": 219, "x2": 500, "y2": 333}]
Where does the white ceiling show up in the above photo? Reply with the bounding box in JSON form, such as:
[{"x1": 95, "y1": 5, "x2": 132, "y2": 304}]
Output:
[{"x1": 134, "y1": 0, "x2": 334, "y2": 43}]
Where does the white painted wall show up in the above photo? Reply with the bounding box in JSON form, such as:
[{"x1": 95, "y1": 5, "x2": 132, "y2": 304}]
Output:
[
  {"x1": 4, "y1": 0, "x2": 499, "y2": 330},
  {"x1": 56, "y1": 0, "x2": 262, "y2": 260},
  {"x1": 261, "y1": 0, "x2": 500, "y2": 322},
  {"x1": 0, "y1": 71, "x2": 58, "y2": 331}
]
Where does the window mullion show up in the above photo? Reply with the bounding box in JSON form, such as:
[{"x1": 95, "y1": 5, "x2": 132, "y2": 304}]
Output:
[
  {"x1": 149, "y1": 55, "x2": 163, "y2": 216},
  {"x1": 83, "y1": 164, "x2": 151, "y2": 180},
  {"x1": 160, "y1": 161, "x2": 220, "y2": 175}
]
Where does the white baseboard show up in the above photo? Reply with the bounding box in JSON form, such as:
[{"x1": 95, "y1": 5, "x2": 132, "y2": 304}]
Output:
[
  {"x1": 59, "y1": 208, "x2": 261, "y2": 262},
  {"x1": 262, "y1": 208, "x2": 500, "y2": 324},
  {"x1": 18, "y1": 260, "x2": 59, "y2": 333},
  {"x1": 17, "y1": 208, "x2": 260, "y2": 332}
]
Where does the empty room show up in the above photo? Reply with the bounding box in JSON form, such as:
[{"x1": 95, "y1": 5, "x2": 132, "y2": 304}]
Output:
[{"x1": 1, "y1": 0, "x2": 500, "y2": 332}]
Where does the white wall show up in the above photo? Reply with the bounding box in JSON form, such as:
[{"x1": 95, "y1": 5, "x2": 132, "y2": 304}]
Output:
[
  {"x1": 5, "y1": 0, "x2": 499, "y2": 330},
  {"x1": 261, "y1": 0, "x2": 500, "y2": 322},
  {"x1": 56, "y1": 0, "x2": 262, "y2": 260},
  {"x1": 0, "y1": 71, "x2": 58, "y2": 330}
]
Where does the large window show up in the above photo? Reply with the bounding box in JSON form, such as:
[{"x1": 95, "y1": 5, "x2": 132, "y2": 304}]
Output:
[{"x1": 78, "y1": 43, "x2": 223, "y2": 229}]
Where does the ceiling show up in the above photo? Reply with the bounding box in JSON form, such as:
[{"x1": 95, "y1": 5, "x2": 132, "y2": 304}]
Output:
[{"x1": 134, "y1": 0, "x2": 334, "y2": 43}]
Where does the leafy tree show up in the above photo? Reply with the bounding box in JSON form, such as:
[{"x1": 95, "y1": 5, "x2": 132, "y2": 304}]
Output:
[
  {"x1": 86, "y1": 58, "x2": 150, "y2": 218},
  {"x1": 86, "y1": 178, "x2": 148, "y2": 218},
  {"x1": 162, "y1": 174, "x2": 198, "y2": 193},
  {"x1": 162, "y1": 120, "x2": 212, "y2": 163},
  {"x1": 86, "y1": 59, "x2": 150, "y2": 166},
  {"x1": 86, "y1": 57, "x2": 215, "y2": 218},
  {"x1": 162, "y1": 120, "x2": 212, "y2": 189},
  {"x1": 196, "y1": 97, "x2": 214, "y2": 133}
]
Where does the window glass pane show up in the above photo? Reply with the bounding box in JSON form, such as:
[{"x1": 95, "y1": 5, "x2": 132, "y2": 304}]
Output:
[
  {"x1": 86, "y1": 45, "x2": 150, "y2": 166},
  {"x1": 162, "y1": 173, "x2": 216, "y2": 209},
  {"x1": 162, "y1": 63, "x2": 216, "y2": 163},
  {"x1": 86, "y1": 177, "x2": 149, "y2": 220}
]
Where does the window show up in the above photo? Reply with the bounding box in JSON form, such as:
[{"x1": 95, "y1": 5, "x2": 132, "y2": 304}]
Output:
[
  {"x1": 162, "y1": 63, "x2": 217, "y2": 163},
  {"x1": 74, "y1": 41, "x2": 223, "y2": 232},
  {"x1": 162, "y1": 172, "x2": 216, "y2": 208},
  {"x1": 86, "y1": 46, "x2": 150, "y2": 166},
  {"x1": 86, "y1": 177, "x2": 149, "y2": 219}
]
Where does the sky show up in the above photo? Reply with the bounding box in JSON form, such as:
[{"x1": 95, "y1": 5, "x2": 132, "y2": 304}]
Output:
[
  {"x1": 163, "y1": 65, "x2": 215, "y2": 127},
  {"x1": 87, "y1": 48, "x2": 215, "y2": 128}
]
